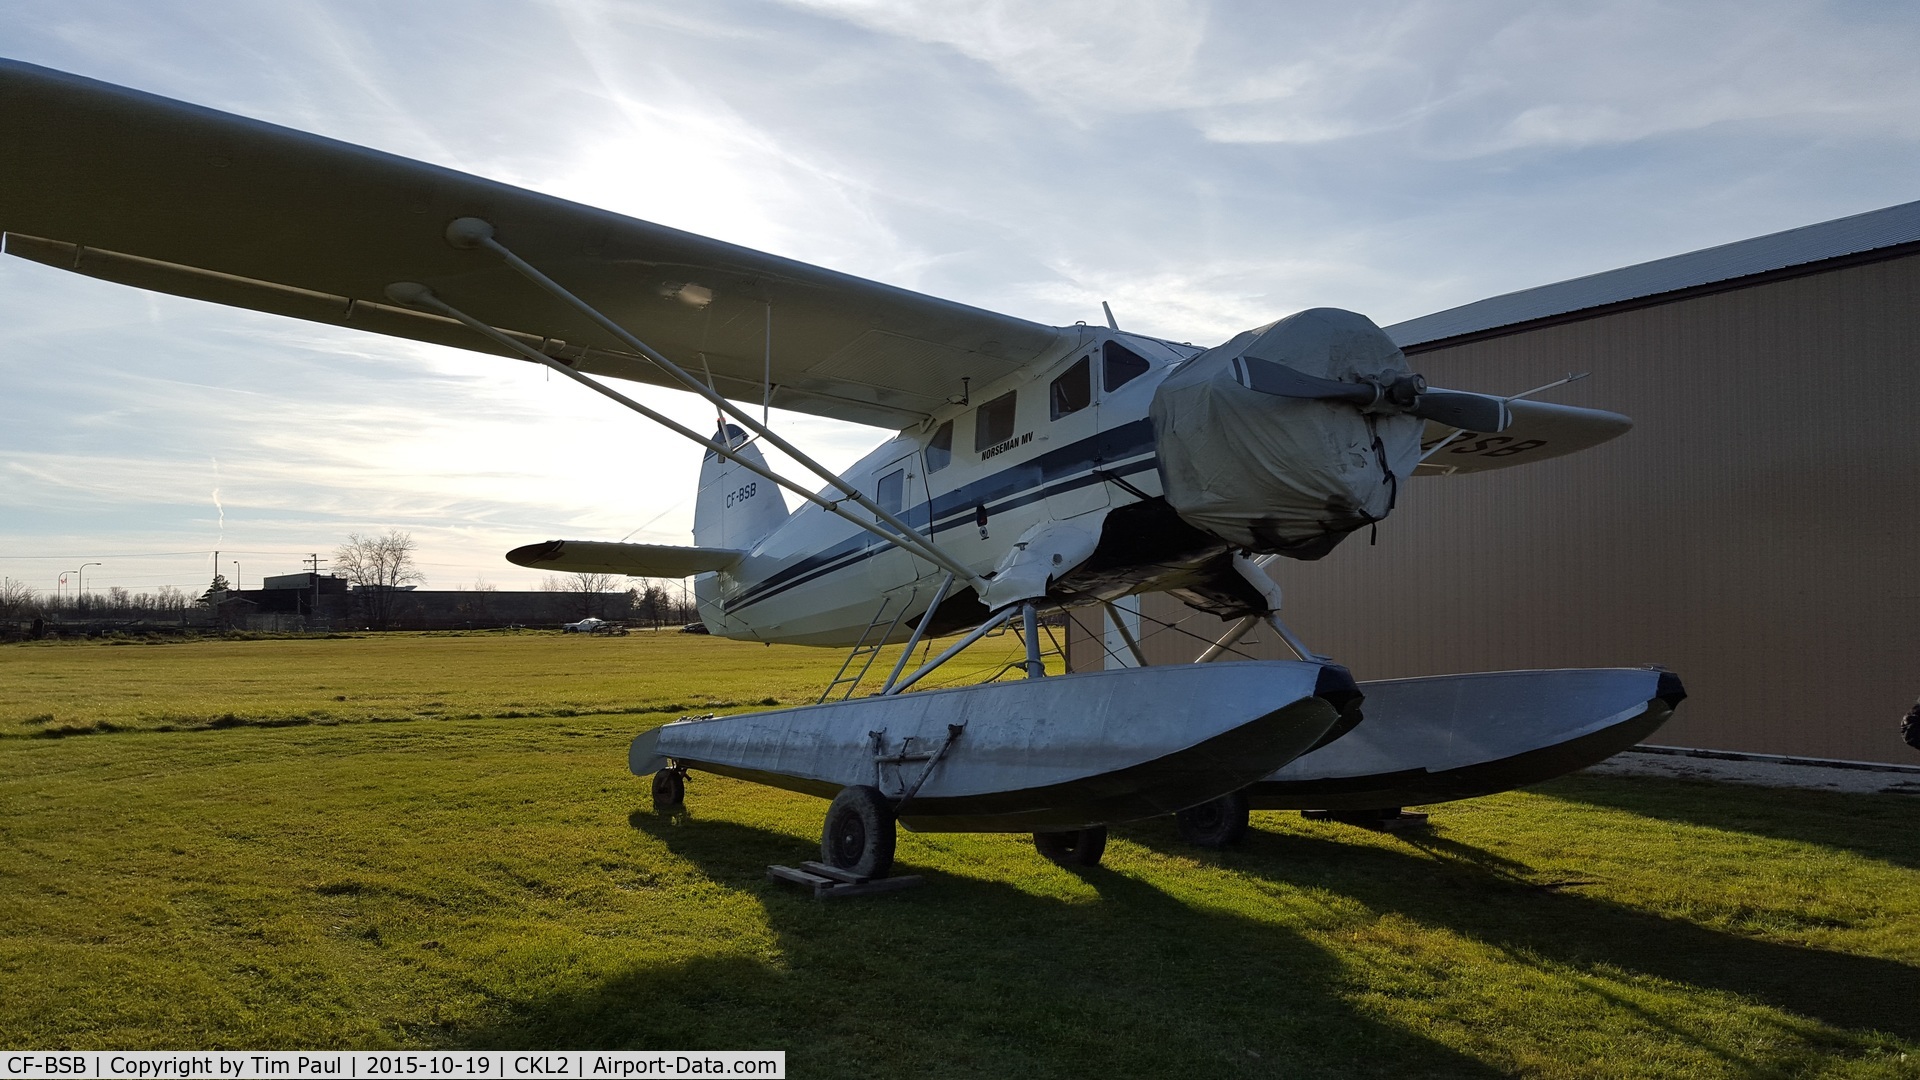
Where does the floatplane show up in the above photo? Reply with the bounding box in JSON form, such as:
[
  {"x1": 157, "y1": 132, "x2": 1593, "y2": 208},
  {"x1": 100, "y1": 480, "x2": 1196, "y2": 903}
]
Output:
[{"x1": 0, "y1": 60, "x2": 1683, "y2": 879}]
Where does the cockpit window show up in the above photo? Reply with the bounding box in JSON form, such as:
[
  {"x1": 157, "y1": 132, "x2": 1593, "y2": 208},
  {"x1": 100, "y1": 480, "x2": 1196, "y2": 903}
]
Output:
[
  {"x1": 974, "y1": 390, "x2": 1017, "y2": 450},
  {"x1": 1049, "y1": 356, "x2": 1092, "y2": 420},
  {"x1": 876, "y1": 468, "x2": 904, "y2": 515},
  {"x1": 1103, "y1": 341, "x2": 1151, "y2": 392},
  {"x1": 926, "y1": 420, "x2": 953, "y2": 473}
]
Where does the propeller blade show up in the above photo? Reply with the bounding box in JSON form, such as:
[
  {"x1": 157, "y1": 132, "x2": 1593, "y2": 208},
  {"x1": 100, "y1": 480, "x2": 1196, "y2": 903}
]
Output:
[
  {"x1": 1413, "y1": 390, "x2": 1510, "y2": 432},
  {"x1": 1237, "y1": 356, "x2": 1377, "y2": 405},
  {"x1": 1238, "y1": 350, "x2": 1511, "y2": 432}
]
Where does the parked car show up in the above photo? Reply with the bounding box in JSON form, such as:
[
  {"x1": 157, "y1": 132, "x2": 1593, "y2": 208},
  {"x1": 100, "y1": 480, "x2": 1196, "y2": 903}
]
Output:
[
  {"x1": 680, "y1": 621, "x2": 709, "y2": 635},
  {"x1": 563, "y1": 617, "x2": 606, "y2": 633}
]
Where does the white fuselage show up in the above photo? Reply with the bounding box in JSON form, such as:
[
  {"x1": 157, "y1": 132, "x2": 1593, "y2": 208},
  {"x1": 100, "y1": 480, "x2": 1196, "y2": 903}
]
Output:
[{"x1": 695, "y1": 330, "x2": 1198, "y2": 646}]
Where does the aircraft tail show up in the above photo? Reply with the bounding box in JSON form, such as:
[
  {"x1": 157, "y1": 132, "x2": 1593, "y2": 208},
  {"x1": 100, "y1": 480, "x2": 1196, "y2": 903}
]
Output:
[{"x1": 694, "y1": 423, "x2": 789, "y2": 550}]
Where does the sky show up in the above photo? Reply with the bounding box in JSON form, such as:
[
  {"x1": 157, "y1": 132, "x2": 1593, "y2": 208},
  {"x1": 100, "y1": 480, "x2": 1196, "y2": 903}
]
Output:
[{"x1": 4, "y1": 0, "x2": 1918, "y2": 600}]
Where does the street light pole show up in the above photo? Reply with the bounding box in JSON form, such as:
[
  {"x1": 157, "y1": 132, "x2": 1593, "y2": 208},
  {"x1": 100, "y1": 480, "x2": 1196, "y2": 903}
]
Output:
[{"x1": 78, "y1": 562, "x2": 101, "y2": 609}]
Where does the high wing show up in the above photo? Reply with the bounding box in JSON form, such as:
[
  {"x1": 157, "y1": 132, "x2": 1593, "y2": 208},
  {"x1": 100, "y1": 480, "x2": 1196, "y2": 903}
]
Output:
[
  {"x1": 1414, "y1": 399, "x2": 1632, "y2": 475},
  {"x1": 0, "y1": 59, "x2": 1076, "y2": 429}
]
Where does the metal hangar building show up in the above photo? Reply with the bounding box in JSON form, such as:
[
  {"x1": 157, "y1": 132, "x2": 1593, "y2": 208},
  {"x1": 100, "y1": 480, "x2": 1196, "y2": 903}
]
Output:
[{"x1": 1068, "y1": 198, "x2": 1920, "y2": 766}]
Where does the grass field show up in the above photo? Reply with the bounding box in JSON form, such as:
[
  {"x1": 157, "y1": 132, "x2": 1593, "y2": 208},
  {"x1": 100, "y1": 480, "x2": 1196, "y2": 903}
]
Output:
[{"x1": 3, "y1": 632, "x2": 1918, "y2": 1077}]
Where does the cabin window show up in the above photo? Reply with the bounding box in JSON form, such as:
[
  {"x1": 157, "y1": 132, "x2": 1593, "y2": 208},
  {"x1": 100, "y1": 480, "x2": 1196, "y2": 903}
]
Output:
[
  {"x1": 974, "y1": 390, "x2": 1017, "y2": 451},
  {"x1": 876, "y1": 468, "x2": 905, "y2": 516},
  {"x1": 1103, "y1": 341, "x2": 1151, "y2": 392},
  {"x1": 1049, "y1": 356, "x2": 1092, "y2": 420},
  {"x1": 926, "y1": 420, "x2": 953, "y2": 473}
]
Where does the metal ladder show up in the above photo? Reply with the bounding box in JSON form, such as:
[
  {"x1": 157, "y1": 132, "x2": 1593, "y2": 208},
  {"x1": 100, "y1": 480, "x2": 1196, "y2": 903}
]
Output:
[{"x1": 818, "y1": 594, "x2": 912, "y2": 703}]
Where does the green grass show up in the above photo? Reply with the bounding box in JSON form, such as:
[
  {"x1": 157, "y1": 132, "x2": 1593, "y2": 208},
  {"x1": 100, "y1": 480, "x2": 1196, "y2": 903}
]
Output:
[{"x1": 2, "y1": 634, "x2": 1917, "y2": 1077}]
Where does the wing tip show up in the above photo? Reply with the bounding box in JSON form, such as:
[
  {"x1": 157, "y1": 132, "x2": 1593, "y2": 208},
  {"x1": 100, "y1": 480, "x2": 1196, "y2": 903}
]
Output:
[{"x1": 505, "y1": 540, "x2": 566, "y2": 568}]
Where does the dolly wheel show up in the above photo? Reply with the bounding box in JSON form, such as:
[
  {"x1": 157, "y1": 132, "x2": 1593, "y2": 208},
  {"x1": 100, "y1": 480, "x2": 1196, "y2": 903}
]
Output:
[
  {"x1": 1033, "y1": 826, "x2": 1108, "y2": 867},
  {"x1": 651, "y1": 769, "x2": 685, "y2": 814},
  {"x1": 822, "y1": 785, "x2": 896, "y2": 879},
  {"x1": 1176, "y1": 790, "x2": 1251, "y2": 849}
]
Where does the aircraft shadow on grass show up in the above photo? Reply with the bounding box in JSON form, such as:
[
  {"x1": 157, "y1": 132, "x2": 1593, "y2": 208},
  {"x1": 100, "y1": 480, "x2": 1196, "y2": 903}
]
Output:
[
  {"x1": 454, "y1": 811, "x2": 1507, "y2": 1077},
  {"x1": 1115, "y1": 816, "x2": 1920, "y2": 1049},
  {"x1": 1535, "y1": 773, "x2": 1920, "y2": 873}
]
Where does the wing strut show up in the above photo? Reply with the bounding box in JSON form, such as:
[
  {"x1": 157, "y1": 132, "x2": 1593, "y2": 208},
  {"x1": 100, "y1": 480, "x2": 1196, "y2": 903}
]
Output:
[
  {"x1": 879, "y1": 571, "x2": 955, "y2": 694},
  {"x1": 1230, "y1": 554, "x2": 1324, "y2": 663},
  {"x1": 1195, "y1": 614, "x2": 1260, "y2": 663},
  {"x1": 386, "y1": 280, "x2": 982, "y2": 587},
  {"x1": 885, "y1": 605, "x2": 1020, "y2": 695},
  {"x1": 1100, "y1": 600, "x2": 1150, "y2": 667},
  {"x1": 422, "y1": 217, "x2": 985, "y2": 592}
]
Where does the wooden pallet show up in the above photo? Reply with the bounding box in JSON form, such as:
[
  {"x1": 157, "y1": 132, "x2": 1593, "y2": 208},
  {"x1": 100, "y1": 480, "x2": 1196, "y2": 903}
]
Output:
[
  {"x1": 768, "y1": 861, "x2": 924, "y2": 899},
  {"x1": 1301, "y1": 808, "x2": 1431, "y2": 832}
]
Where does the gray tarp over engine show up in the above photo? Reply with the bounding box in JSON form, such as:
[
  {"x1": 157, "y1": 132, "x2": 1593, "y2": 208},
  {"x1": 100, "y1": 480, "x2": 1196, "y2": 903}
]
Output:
[{"x1": 1150, "y1": 308, "x2": 1424, "y2": 557}]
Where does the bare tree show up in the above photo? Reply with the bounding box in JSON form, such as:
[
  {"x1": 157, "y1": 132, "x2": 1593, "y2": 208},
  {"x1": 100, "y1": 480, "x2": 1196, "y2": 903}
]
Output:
[
  {"x1": 578, "y1": 572, "x2": 620, "y2": 618},
  {"x1": 335, "y1": 531, "x2": 425, "y2": 629},
  {"x1": 626, "y1": 577, "x2": 696, "y2": 627},
  {"x1": 0, "y1": 577, "x2": 34, "y2": 618},
  {"x1": 541, "y1": 572, "x2": 620, "y2": 618}
]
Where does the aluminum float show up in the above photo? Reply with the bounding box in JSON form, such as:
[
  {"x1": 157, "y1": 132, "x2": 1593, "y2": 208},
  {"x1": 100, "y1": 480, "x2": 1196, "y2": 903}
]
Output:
[
  {"x1": 1169, "y1": 667, "x2": 1687, "y2": 846},
  {"x1": 633, "y1": 660, "x2": 1360, "y2": 876},
  {"x1": 1251, "y1": 666, "x2": 1685, "y2": 810}
]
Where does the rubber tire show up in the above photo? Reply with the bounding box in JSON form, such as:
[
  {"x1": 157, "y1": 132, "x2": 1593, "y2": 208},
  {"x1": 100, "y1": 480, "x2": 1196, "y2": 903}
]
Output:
[
  {"x1": 821, "y1": 785, "x2": 896, "y2": 879},
  {"x1": 1176, "y1": 790, "x2": 1251, "y2": 849},
  {"x1": 650, "y1": 769, "x2": 685, "y2": 814},
  {"x1": 1033, "y1": 826, "x2": 1108, "y2": 867}
]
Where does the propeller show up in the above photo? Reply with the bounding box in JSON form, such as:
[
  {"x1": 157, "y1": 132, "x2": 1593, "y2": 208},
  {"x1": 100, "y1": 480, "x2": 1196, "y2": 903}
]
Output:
[{"x1": 1237, "y1": 354, "x2": 1512, "y2": 433}]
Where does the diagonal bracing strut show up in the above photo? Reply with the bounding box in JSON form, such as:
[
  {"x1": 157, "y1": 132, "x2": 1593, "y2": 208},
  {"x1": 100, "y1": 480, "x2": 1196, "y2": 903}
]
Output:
[
  {"x1": 384, "y1": 281, "x2": 982, "y2": 587},
  {"x1": 418, "y1": 216, "x2": 985, "y2": 592}
]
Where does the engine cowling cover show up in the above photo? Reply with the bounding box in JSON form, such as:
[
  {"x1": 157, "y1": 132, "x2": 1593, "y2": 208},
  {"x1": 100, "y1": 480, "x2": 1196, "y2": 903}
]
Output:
[{"x1": 1150, "y1": 308, "x2": 1423, "y2": 559}]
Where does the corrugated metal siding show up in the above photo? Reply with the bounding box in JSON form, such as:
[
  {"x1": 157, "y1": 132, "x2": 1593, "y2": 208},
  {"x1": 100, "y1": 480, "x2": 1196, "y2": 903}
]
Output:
[
  {"x1": 1386, "y1": 200, "x2": 1920, "y2": 348},
  {"x1": 1070, "y1": 252, "x2": 1920, "y2": 763}
]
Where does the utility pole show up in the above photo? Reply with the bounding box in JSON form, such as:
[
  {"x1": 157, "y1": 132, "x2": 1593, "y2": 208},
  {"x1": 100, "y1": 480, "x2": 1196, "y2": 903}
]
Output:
[{"x1": 304, "y1": 553, "x2": 327, "y2": 624}]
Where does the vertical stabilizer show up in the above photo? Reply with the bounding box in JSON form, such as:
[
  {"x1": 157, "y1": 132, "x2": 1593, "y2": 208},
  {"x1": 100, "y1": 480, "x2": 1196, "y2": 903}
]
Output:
[{"x1": 694, "y1": 424, "x2": 789, "y2": 550}]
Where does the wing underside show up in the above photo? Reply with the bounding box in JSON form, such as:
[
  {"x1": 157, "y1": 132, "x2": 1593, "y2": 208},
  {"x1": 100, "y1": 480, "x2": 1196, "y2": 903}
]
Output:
[
  {"x1": 1414, "y1": 398, "x2": 1632, "y2": 475},
  {"x1": 0, "y1": 59, "x2": 1077, "y2": 429}
]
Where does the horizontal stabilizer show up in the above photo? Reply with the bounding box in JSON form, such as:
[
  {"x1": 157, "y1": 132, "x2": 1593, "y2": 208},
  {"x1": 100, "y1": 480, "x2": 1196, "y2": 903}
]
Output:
[{"x1": 505, "y1": 539, "x2": 744, "y2": 578}]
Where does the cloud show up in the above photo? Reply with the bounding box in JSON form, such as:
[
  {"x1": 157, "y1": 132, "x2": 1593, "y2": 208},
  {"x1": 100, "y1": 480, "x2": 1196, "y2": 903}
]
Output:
[
  {"x1": 3, "y1": 0, "x2": 1918, "y2": 595},
  {"x1": 790, "y1": 0, "x2": 1920, "y2": 153}
]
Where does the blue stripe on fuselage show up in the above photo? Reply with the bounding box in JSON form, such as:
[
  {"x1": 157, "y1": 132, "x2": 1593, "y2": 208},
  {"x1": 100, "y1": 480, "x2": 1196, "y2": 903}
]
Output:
[{"x1": 722, "y1": 419, "x2": 1157, "y2": 615}]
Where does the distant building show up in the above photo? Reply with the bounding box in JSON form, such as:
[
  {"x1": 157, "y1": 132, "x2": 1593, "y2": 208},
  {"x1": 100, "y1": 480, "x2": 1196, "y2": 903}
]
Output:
[
  {"x1": 262, "y1": 572, "x2": 350, "y2": 593},
  {"x1": 236, "y1": 575, "x2": 644, "y2": 631}
]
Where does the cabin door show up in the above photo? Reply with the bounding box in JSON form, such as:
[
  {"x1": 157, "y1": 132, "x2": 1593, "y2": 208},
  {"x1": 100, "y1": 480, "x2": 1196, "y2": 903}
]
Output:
[
  {"x1": 868, "y1": 450, "x2": 932, "y2": 595},
  {"x1": 1041, "y1": 348, "x2": 1111, "y2": 521}
]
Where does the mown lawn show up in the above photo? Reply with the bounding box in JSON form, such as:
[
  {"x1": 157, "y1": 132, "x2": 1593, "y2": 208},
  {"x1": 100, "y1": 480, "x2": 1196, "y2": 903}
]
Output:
[{"x1": 2, "y1": 633, "x2": 1916, "y2": 1077}]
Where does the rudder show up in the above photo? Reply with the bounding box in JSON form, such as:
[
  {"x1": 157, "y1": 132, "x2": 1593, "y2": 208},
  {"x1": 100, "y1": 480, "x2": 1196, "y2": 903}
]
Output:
[{"x1": 694, "y1": 424, "x2": 789, "y2": 550}]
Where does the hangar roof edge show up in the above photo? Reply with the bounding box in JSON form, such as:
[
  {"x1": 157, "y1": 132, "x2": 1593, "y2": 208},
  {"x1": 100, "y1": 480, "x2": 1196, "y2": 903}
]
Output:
[{"x1": 1386, "y1": 199, "x2": 1920, "y2": 349}]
